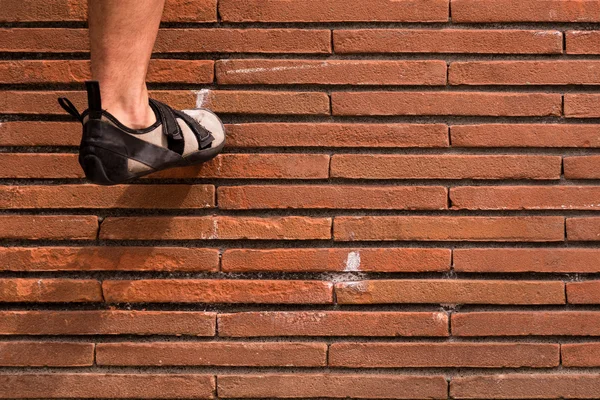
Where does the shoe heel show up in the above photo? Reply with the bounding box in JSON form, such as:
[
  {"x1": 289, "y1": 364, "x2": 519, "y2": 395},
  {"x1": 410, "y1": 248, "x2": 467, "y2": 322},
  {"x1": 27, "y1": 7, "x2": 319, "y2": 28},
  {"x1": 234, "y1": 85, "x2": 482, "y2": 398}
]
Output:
[{"x1": 79, "y1": 145, "x2": 131, "y2": 185}]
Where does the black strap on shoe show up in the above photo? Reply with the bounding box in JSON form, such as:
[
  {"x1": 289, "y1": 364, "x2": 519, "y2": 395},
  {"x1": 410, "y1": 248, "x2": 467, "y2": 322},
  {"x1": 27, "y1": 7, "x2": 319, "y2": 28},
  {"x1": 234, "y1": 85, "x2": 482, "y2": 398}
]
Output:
[
  {"x1": 57, "y1": 97, "x2": 83, "y2": 123},
  {"x1": 149, "y1": 98, "x2": 185, "y2": 155},
  {"x1": 173, "y1": 109, "x2": 215, "y2": 150},
  {"x1": 85, "y1": 81, "x2": 103, "y2": 120}
]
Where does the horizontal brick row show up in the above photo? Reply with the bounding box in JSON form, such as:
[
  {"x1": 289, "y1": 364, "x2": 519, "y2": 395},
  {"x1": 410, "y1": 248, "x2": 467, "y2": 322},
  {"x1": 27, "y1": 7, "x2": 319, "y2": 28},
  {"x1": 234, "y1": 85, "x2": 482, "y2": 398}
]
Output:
[
  {"x1": 0, "y1": 342, "x2": 94, "y2": 366},
  {"x1": 452, "y1": 0, "x2": 600, "y2": 22}
]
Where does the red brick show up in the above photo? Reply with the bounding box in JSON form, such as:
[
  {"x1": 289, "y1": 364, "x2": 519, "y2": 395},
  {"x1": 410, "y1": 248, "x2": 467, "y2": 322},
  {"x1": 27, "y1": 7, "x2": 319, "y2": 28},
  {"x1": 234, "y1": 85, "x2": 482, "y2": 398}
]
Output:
[
  {"x1": 562, "y1": 343, "x2": 600, "y2": 367},
  {"x1": 0, "y1": 247, "x2": 219, "y2": 272},
  {"x1": 0, "y1": 279, "x2": 102, "y2": 303},
  {"x1": 567, "y1": 217, "x2": 600, "y2": 241},
  {"x1": 97, "y1": 342, "x2": 326, "y2": 367},
  {"x1": 331, "y1": 155, "x2": 561, "y2": 180},
  {"x1": 100, "y1": 216, "x2": 332, "y2": 241},
  {"x1": 0, "y1": 122, "x2": 80, "y2": 147},
  {"x1": 0, "y1": 154, "x2": 82, "y2": 179},
  {"x1": 334, "y1": 216, "x2": 565, "y2": 242},
  {"x1": 220, "y1": 0, "x2": 448, "y2": 22},
  {"x1": 451, "y1": 186, "x2": 600, "y2": 210},
  {"x1": 332, "y1": 92, "x2": 561, "y2": 116},
  {"x1": 451, "y1": 374, "x2": 600, "y2": 399},
  {"x1": 567, "y1": 30, "x2": 600, "y2": 54},
  {"x1": 450, "y1": 61, "x2": 600, "y2": 85},
  {"x1": 567, "y1": 281, "x2": 600, "y2": 303},
  {"x1": 451, "y1": 124, "x2": 600, "y2": 147},
  {"x1": 0, "y1": 60, "x2": 213, "y2": 84},
  {"x1": 218, "y1": 311, "x2": 449, "y2": 337},
  {"x1": 329, "y1": 343, "x2": 558, "y2": 368},
  {"x1": 0, "y1": 374, "x2": 215, "y2": 399},
  {"x1": 565, "y1": 156, "x2": 600, "y2": 179},
  {"x1": 0, "y1": 342, "x2": 94, "y2": 367},
  {"x1": 216, "y1": 60, "x2": 447, "y2": 85},
  {"x1": 0, "y1": 28, "x2": 331, "y2": 54},
  {"x1": 103, "y1": 279, "x2": 333, "y2": 304},
  {"x1": 218, "y1": 185, "x2": 448, "y2": 210},
  {"x1": 218, "y1": 374, "x2": 447, "y2": 399},
  {"x1": 454, "y1": 248, "x2": 600, "y2": 273},
  {"x1": 335, "y1": 280, "x2": 564, "y2": 305},
  {"x1": 565, "y1": 94, "x2": 600, "y2": 118},
  {"x1": 0, "y1": 185, "x2": 214, "y2": 209},
  {"x1": 222, "y1": 248, "x2": 451, "y2": 273},
  {"x1": 452, "y1": 311, "x2": 600, "y2": 336},
  {"x1": 0, "y1": 311, "x2": 216, "y2": 336},
  {"x1": 2, "y1": 0, "x2": 217, "y2": 22},
  {"x1": 147, "y1": 154, "x2": 330, "y2": 179},
  {"x1": 0, "y1": 216, "x2": 98, "y2": 240},
  {"x1": 334, "y1": 29, "x2": 562, "y2": 54},
  {"x1": 452, "y1": 0, "x2": 600, "y2": 22},
  {"x1": 225, "y1": 123, "x2": 449, "y2": 148}
]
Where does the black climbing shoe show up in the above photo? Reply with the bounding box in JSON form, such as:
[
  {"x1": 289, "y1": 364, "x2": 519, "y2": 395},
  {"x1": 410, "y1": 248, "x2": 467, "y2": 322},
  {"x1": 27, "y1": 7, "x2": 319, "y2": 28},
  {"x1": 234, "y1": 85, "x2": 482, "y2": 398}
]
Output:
[{"x1": 58, "y1": 81, "x2": 226, "y2": 185}]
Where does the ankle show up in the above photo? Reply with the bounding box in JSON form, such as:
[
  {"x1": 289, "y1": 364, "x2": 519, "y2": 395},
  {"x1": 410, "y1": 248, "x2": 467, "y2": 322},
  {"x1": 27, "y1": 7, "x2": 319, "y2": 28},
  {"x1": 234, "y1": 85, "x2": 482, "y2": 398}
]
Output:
[{"x1": 100, "y1": 86, "x2": 156, "y2": 129}]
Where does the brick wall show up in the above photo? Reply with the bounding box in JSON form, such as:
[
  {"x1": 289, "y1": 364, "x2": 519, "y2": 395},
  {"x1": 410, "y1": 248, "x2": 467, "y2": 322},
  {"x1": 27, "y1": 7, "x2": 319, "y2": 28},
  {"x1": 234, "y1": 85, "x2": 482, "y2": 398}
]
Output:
[{"x1": 2, "y1": 0, "x2": 600, "y2": 398}]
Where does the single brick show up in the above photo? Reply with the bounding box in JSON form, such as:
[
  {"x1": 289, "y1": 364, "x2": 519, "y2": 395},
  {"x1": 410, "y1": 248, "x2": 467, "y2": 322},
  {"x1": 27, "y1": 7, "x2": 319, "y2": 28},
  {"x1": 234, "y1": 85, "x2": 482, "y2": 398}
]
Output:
[
  {"x1": 452, "y1": 0, "x2": 600, "y2": 22},
  {"x1": 454, "y1": 248, "x2": 600, "y2": 273},
  {"x1": 450, "y1": 61, "x2": 600, "y2": 85},
  {"x1": 0, "y1": 311, "x2": 216, "y2": 336},
  {"x1": 335, "y1": 280, "x2": 565, "y2": 305},
  {"x1": 0, "y1": 342, "x2": 94, "y2": 367},
  {"x1": 0, "y1": 279, "x2": 102, "y2": 303},
  {"x1": 225, "y1": 123, "x2": 449, "y2": 148},
  {"x1": 0, "y1": 60, "x2": 213, "y2": 84},
  {"x1": 0, "y1": 215, "x2": 98, "y2": 240},
  {"x1": 451, "y1": 186, "x2": 600, "y2": 210},
  {"x1": 220, "y1": 0, "x2": 449, "y2": 22},
  {"x1": 97, "y1": 342, "x2": 326, "y2": 367},
  {"x1": 332, "y1": 92, "x2": 561, "y2": 116},
  {"x1": 567, "y1": 31, "x2": 600, "y2": 54},
  {"x1": 0, "y1": 122, "x2": 80, "y2": 146},
  {"x1": 565, "y1": 94, "x2": 600, "y2": 117},
  {"x1": 100, "y1": 216, "x2": 332, "y2": 240},
  {"x1": 103, "y1": 280, "x2": 333, "y2": 304},
  {"x1": 567, "y1": 218, "x2": 600, "y2": 241},
  {"x1": 218, "y1": 311, "x2": 449, "y2": 337},
  {"x1": 222, "y1": 248, "x2": 451, "y2": 273},
  {"x1": 0, "y1": 154, "x2": 82, "y2": 179},
  {"x1": 330, "y1": 155, "x2": 561, "y2": 180},
  {"x1": 567, "y1": 281, "x2": 600, "y2": 303},
  {"x1": 218, "y1": 374, "x2": 447, "y2": 399},
  {"x1": 565, "y1": 156, "x2": 600, "y2": 179},
  {"x1": 334, "y1": 29, "x2": 562, "y2": 54},
  {"x1": 0, "y1": 185, "x2": 215, "y2": 209},
  {"x1": 334, "y1": 216, "x2": 565, "y2": 242},
  {"x1": 216, "y1": 60, "x2": 447, "y2": 85},
  {"x1": 451, "y1": 124, "x2": 600, "y2": 147},
  {"x1": 0, "y1": 374, "x2": 215, "y2": 399},
  {"x1": 329, "y1": 343, "x2": 559, "y2": 368},
  {"x1": 218, "y1": 185, "x2": 448, "y2": 210},
  {"x1": 0, "y1": 28, "x2": 89, "y2": 52},
  {"x1": 562, "y1": 343, "x2": 600, "y2": 367},
  {"x1": 452, "y1": 311, "x2": 600, "y2": 336},
  {"x1": 451, "y1": 374, "x2": 600, "y2": 399}
]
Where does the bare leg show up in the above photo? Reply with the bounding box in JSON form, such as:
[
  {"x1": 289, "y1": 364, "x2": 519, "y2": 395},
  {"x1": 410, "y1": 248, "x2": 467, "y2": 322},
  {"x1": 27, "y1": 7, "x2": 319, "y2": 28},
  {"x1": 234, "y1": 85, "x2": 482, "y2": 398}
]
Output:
[{"x1": 88, "y1": 0, "x2": 165, "y2": 129}]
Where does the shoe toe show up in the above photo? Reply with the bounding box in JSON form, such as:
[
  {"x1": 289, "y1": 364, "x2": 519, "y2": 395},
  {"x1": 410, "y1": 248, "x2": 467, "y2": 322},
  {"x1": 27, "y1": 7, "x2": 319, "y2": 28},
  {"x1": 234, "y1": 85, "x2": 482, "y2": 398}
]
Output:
[{"x1": 182, "y1": 108, "x2": 226, "y2": 148}]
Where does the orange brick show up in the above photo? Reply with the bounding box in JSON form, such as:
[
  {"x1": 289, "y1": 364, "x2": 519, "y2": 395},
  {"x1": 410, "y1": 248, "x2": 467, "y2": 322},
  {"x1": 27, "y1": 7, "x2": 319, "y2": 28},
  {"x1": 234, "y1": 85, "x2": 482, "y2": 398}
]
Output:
[
  {"x1": 565, "y1": 94, "x2": 600, "y2": 117},
  {"x1": 332, "y1": 92, "x2": 561, "y2": 116},
  {"x1": 564, "y1": 156, "x2": 600, "y2": 179},
  {"x1": 218, "y1": 185, "x2": 448, "y2": 210},
  {"x1": 567, "y1": 30, "x2": 600, "y2": 54},
  {"x1": 329, "y1": 343, "x2": 558, "y2": 368},
  {"x1": 451, "y1": 124, "x2": 600, "y2": 147},
  {"x1": 222, "y1": 248, "x2": 451, "y2": 273},
  {"x1": 216, "y1": 60, "x2": 447, "y2": 85},
  {"x1": 0, "y1": 122, "x2": 80, "y2": 146},
  {"x1": 335, "y1": 280, "x2": 564, "y2": 305},
  {"x1": 0, "y1": 342, "x2": 94, "y2": 367},
  {"x1": 331, "y1": 155, "x2": 561, "y2": 180},
  {"x1": 567, "y1": 217, "x2": 600, "y2": 241},
  {"x1": 0, "y1": 279, "x2": 102, "y2": 303},
  {"x1": 102, "y1": 279, "x2": 333, "y2": 304},
  {"x1": 334, "y1": 216, "x2": 565, "y2": 242},
  {"x1": 452, "y1": 0, "x2": 600, "y2": 22},
  {"x1": 218, "y1": 311, "x2": 449, "y2": 337},
  {"x1": 334, "y1": 29, "x2": 562, "y2": 54},
  {"x1": 0, "y1": 311, "x2": 216, "y2": 336},
  {"x1": 0, "y1": 247, "x2": 219, "y2": 272},
  {"x1": 100, "y1": 216, "x2": 332, "y2": 241},
  {"x1": 97, "y1": 342, "x2": 326, "y2": 367},
  {"x1": 454, "y1": 248, "x2": 600, "y2": 273},
  {"x1": 567, "y1": 281, "x2": 600, "y2": 303},
  {"x1": 562, "y1": 343, "x2": 600, "y2": 367},
  {"x1": 0, "y1": 216, "x2": 98, "y2": 240},
  {"x1": 0, "y1": 154, "x2": 82, "y2": 179}
]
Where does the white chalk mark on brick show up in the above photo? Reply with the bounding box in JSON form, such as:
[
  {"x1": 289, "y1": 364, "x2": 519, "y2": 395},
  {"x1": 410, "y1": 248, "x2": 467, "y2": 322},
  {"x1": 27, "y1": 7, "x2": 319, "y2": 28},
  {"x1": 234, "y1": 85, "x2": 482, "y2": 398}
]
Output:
[
  {"x1": 192, "y1": 89, "x2": 210, "y2": 108},
  {"x1": 225, "y1": 63, "x2": 327, "y2": 75},
  {"x1": 344, "y1": 251, "x2": 361, "y2": 272}
]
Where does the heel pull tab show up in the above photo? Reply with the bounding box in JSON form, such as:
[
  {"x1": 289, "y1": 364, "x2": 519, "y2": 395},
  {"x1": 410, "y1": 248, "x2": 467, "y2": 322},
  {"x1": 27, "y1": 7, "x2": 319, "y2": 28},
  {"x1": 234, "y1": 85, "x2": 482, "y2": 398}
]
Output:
[
  {"x1": 85, "y1": 80, "x2": 103, "y2": 119},
  {"x1": 57, "y1": 97, "x2": 83, "y2": 122}
]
